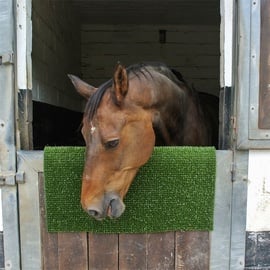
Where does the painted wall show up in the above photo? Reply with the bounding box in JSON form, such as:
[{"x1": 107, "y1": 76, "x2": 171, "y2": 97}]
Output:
[
  {"x1": 246, "y1": 150, "x2": 270, "y2": 268},
  {"x1": 31, "y1": 0, "x2": 83, "y2": 111},
  {"x1": 247, "y1": 150, "x2": 270, "y2": 231},
  {"x1": 31, "y1": 8, "x2": 220, "y2": 109},
  {"x1": 81, "y1": 24, "x2": 220, "y2": 96}
]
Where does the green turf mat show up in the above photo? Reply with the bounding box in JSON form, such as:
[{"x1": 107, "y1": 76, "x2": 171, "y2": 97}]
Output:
[{"x1": 44, "y1": 146, "x2": 216, "y2": 233}]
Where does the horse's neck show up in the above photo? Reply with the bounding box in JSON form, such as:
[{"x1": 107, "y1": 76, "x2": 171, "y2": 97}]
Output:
[
  {"x1": 151, "y1": 87, "x2": 207, "y2": 146},
  {"x1": 181, "y1": 94, "x2": 209, "y2": 146},
  {"x1": 129, "y1": 74, "x2": 208, "y2": 146}
]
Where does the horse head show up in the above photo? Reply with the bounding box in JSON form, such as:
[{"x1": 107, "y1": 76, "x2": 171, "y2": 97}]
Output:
[
  {"x1": 69, "y1": 62, "x2": 218, "y2": 220},
  {"x1": 69, "y1": 64, "x2": 156, "y2": 220}
]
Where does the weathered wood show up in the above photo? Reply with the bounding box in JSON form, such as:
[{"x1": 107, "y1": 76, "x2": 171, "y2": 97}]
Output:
[
  {"x1": 42, "y1": 233, "x2": 59, "y2": 269},
  {"x1": 40, "y1": 174, "x2": 88, "y2": 270},
  {"x1": 18, "y1": 89, "x2": 33, "y2": 150},
  {"x1": 259, "y1": 0, "x2": 270, "y2": 129},
  {"x1": 40, "y1": 166, "x2": 212, "y2": 270},
  {"x1": 39, "y1": 173, "x2": 60, "y2": 269},
  {"x1": 119, "y1": 234, "x2": 147, "y2": 270},
  {"x1": 147, "y1": 232, "x2": 175, "y2": 270},
  {"x1": 175, "y1": 232, "x2": 209, "y2": 270},
  {"x1": 88, "y1": 233, "x2": 119, "y2": 270},
  {"x1": 58, "y1": 233, "x2": 88, "y2": 270}
]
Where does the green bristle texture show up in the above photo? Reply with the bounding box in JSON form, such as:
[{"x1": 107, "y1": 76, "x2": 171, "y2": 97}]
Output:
[{"x1": 44, "y1": 146, "x2": 216, "y2": 233}]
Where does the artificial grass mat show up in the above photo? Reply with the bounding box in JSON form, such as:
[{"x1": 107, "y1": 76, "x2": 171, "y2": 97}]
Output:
[{"x1": 44, "y1": 146, "x2": 216, "y2": 233}]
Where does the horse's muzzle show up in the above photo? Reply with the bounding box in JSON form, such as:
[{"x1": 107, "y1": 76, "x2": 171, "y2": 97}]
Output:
[{"x1": 86, "y1": 192, "x2": 125, "y2": 220}]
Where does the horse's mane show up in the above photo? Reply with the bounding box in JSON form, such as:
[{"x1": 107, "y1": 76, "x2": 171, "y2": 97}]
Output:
[{"x1": 84, "y1": 62, "x2": 187, "y2": 121}]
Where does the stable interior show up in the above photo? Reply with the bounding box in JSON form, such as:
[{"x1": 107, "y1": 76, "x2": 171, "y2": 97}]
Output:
[{"x1": 31, "y1": 0, "x2": 220, "y2": 149}]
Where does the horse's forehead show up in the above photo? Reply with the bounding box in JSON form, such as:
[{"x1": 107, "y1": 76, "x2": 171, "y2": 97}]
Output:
[
  {"x1": 97, "y1": 99, "x2": 121, "y2": 122},
  {"x1": 92, "y1": 98, "x2": 125, "y2": 133}
]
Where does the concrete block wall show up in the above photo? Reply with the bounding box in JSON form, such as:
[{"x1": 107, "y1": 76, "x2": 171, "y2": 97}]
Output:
[
  {"x1": 32, "y1": 1, "x2": 83, "y2": 111},
  {"x1": 81, "y1": 24, "x2": 220, "y2": 96}
]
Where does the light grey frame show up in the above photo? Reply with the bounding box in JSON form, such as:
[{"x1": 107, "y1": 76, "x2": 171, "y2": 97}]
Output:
[
  {"x1": 0, "y1": 0, "x2": 250, "y2": 269},
  {"x1": 229, "y1": 151, "x2": 248, "y2": 269},
  {"x1": 236, "y1": 0, "x2": 270, "y2": 149},
  {"x1": 210, "y1": 151, "x2": 233, "y2": 269},
  {"x1": 17, "y1": 151, "x2": 43, "y2": 270},
  {"x1": 0, "y1": 0, "x2": 21, "y2": 269}
]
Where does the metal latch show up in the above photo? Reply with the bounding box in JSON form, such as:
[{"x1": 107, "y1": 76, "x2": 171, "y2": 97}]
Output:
[
  {"x1": 0, "y1": 52, "x2": 14, "y2": 65},
  {"x1": 0, "y1": 171, "x2": 25, "y2": 186}
]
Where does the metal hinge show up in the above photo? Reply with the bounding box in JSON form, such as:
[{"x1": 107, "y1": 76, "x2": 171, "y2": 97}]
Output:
[
  {"x1": 0, "y1": 171, "x2": 25, "y2": 186},
  {"x1": 0, "y1": 52, "x2": 14, "y2": 65}
]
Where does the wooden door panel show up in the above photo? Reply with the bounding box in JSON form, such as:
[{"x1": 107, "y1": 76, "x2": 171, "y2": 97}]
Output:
[{"x1": 88, "y1": 233, "x2": 118, "y2": 270}]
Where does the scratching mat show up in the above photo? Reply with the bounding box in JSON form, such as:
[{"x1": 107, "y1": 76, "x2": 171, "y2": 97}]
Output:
[{"x1": 44, "y1": 146, "x2": 216, "y2": 233}]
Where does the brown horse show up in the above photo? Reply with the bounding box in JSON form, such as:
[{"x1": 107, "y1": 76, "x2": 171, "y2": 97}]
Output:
[{"x1": 69, "y1": 62, "x2": 218, "y2": 220}]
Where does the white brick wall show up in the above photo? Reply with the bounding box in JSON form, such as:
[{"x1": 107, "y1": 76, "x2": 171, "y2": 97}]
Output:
[
  {"x1": 32, "y1": 0, "x2": 83, "y2": 111},
  {"x1": 81, "y1": 24, "x2": 220, "y2": 96},
  {"x1": 32, "y1": 7, "x2": 219, "y2": 111}
]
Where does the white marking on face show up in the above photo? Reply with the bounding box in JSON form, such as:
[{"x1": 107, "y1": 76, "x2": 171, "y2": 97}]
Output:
[{"x1": 90, "y1": 121, "x2": 96, "y2": 134}]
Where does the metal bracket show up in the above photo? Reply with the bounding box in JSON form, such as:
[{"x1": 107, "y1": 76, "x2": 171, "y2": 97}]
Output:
[
  {"x1": 0, "y1": 171, "x2": 25, "y2": 185},
  {"x1": 0, "y1": 52, "x2": 14, "y2": 65}
]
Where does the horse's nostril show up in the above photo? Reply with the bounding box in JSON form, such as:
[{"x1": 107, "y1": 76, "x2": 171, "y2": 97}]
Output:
[
  {"x1": 107, "y1": 196, "x2": 125, "y2": 219},
  {"x1": 88, "y1": 209, "x2": 100, "y2": 218}
]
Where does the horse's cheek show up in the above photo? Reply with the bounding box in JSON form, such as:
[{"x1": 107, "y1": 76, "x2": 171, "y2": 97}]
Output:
[
  {"x1": 133, "y1": 124, "x2": 155, "y2": 166},
  {"x1": 142, "y1": 128, "x2": 155, "y2": 162}
]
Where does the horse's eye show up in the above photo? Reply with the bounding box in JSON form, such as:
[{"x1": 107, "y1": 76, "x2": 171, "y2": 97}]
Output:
[{"x1": 104, "y1": 139, "x2": 119, "y2": 150}]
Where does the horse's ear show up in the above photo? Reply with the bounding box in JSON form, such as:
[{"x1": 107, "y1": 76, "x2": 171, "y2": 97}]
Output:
[
  {"x1": 68, "y1": 74, "x2": 97, "y2": 100},
  {"x1": 113, "y1": 63, "x2": 128, "y2": 105}
]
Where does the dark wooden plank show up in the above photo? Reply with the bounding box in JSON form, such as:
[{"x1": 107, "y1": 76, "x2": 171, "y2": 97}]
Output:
[
  {"x1": 42, "y1": 233, "x2": 59, "y2": 270},
  {"x1": 39, "y1": 173, "x2": 60, "y2": 269},
  {"x1": 0, "y1": 232, "x2": 5, "y2": 269},
  {"x1": 58, "y1": 232, "x2": 88, "y2": 270},
  {"x1": 147, "y1": 232, "x2": 175, "y2": 270},
  {"x1": 88, "y1": 233, "x2": 119, "y2": 270},
  {"x1": 119, "y1": 234, "x2": 147, "y2": 270},
  {"x1": 40, "y1": 173, "x2": 88, "y2": 270},
  {"x1": 175, "y1": 232, "x2": 209, "y2": 270}
]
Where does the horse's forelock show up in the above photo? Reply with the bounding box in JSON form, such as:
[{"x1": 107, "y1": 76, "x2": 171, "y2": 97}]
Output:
[{"x1": 85, "y1": 79, "x2": 113, "y2": 120}]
